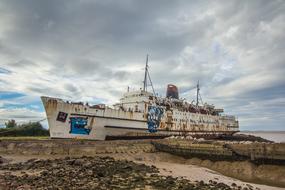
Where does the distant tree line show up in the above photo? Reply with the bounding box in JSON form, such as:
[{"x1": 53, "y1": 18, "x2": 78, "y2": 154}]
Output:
[{"x1": 0, "y1": 120, "x2": 49, "y2": 137}]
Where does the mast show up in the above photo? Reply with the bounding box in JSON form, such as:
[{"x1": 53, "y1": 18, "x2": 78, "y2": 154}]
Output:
[
  {"x1": 196, "y1": 80, "x2": 200, "y2": 106},
  {"x1": 143, "y1": 54, "x2": 149, "y2": 92},
  {"x1": 142, "y1": 54, "x2": 156, "y2": 95}
]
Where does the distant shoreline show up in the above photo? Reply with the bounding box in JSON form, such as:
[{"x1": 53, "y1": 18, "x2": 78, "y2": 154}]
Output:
[
  {"x1": 240, "y1": 131, "x2": 285, "y2": 133},
  {"x1": 239, "y1": 131, "x2": 285, "y2": 143}
]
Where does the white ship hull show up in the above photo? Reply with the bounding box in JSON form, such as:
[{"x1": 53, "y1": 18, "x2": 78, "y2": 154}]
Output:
[{"x1": 42, "y1": 96, "x2": 239, "y2": 140}]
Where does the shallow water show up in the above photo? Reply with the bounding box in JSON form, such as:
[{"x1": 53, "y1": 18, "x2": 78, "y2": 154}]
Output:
[{"x1": 239, "y1": 131, "x2": 285, "y2": 143}]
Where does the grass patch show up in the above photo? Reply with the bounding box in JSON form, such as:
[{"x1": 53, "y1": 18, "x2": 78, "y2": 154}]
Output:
[{"x1": 0, "y1": 136, "x2": 50, "y2": 141}]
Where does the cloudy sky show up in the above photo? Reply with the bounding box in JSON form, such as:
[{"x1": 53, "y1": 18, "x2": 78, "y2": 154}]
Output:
[{"x1": 0, "y1": 0, "x2": 284, "y2": 130}]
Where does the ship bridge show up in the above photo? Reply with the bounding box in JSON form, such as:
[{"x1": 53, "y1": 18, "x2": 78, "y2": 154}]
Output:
[{"x1": 114, "y1": 90, "x2": 153, "y2": 113}]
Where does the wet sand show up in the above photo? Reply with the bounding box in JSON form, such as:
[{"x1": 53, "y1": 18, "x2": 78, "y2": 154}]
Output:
[
  {"x1": 153, "y1": 161, "x2": 283, "y2": 190},
  {"x1": 112, "y1": 152, "x2": 285, "y2": 190}
]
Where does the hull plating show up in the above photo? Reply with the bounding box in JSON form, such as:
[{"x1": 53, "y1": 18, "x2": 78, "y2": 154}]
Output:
[{"x1": 42, "y1": 96, "x2": 239, "y2": 140}]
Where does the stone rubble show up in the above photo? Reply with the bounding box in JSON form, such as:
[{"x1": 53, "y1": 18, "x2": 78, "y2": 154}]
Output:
[{"x1": 0, "y1": 156, "x2": 248, "y2": 190}]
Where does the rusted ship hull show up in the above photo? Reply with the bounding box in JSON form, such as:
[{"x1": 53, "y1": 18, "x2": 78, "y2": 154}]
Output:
[{"x1": 42, "y1": 96, "x2": 238, "y2": 140}]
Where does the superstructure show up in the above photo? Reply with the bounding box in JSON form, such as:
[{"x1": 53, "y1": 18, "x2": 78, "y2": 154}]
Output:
[{"x1": 42, "y1": 56, "x2": 239, "y2": 140}]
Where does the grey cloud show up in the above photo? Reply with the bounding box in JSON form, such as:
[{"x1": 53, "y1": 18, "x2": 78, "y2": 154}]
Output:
[
  {"x1": 112, "y1": 71, "x2": 128, "y2": 80},
  {"x1": 0, "y1": 41, "x2": 21, "y2": 58},
  {"x1": 0, "y1": 0, "x2": 284, "y2": 130},
  {"x1": 9, "y1": 59, "x2": 37, "y2": 68},
  {"x1": 63, "y1": 83, "x2": 78, "y2": 94},
  {"x1": 0, "y1": 67, "x2": 11, "y2": 74},
  {"x1": 26, "y1": 86, "x2": 54, "y2": 95},
  {"x1": 0, "y1": 0, "x2": 206, "y2": 61},
  {"x1": 239, "y1": 84, "x2": 285, "y2": 101},
  {"x1": 68, "y1": 59, "x2": 104, "y2": 75}
]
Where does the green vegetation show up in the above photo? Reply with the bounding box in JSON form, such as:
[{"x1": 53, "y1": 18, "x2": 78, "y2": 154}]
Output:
[
  {"x1": 5, "y1": 119, "x2": 17, "y2": 128},
  {"x1": 0, "y1": 120, "x2": 49, "y2": 137}
]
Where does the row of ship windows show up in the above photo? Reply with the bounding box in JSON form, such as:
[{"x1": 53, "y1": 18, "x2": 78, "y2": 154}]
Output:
[
  {"x1": 171, "y1": 118, "x2": 217, "y2": 123},
  {"x1": 125, "y1": 94, "x2": 144, "y2": 98},
  {"x1": 174, "y1": 112, "x2": 215, "y2": 117},
  {"x1": 173, "y1": 115, "x2": 215, "y2": 121}
]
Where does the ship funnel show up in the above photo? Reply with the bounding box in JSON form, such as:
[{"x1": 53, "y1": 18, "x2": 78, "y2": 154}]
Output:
[{"x1": 166, "y1": 84, "x2": 179, "y2": 99}]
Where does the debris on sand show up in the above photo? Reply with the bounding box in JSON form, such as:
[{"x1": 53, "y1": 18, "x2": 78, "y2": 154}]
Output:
[
  {"x1": 0, "y1": 156, "x2": 9, "y2": 164},
  {"x1": 0, "y1": 156, "x2": 237, "y2": 190}
]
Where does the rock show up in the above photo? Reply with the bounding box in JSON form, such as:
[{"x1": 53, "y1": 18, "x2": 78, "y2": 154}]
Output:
[
  {"x1": 186, "y1": 135, "x2": 193, "y2": 140},
  {"x1": 73, "y1": 159, "x2": 83, "y2": 166},
  {"x1": 0, "y1": 156, "x2": 235, "y2": 190},
  {"x1": 0, "y1": 156, "x2": 9, "y2": 164}
]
